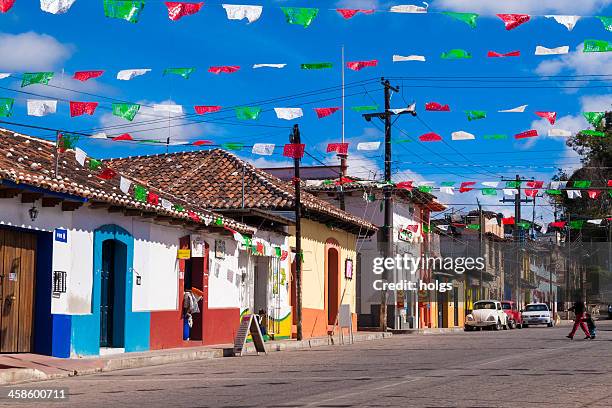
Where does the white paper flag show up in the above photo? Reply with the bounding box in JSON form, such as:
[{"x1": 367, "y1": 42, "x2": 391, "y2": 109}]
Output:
[
  {"x1": 566, "y1": 190, "x2": 581, "y2": 199},
  {"x1": 0, "y1": 73, "x2": 11, "y2": 79},
  {"x1": 535, "y1": 46, "x2": 569, "y2": 56},
  {"x1": 498, "y1": 105, "x2": 527, "y2": 113},
  {"x1": 222, "y1": 4, "x2": 263, "y2": 23},
  {"x1": 40, "y1": 0, "x2": 76, "y2": 14},
  {"x1": 440, "y1": 187, "x2": 454, "y2": 195},
  {"x1": 91, "y1": 132, "x2": 107, "y2": 139},
  {"x1": 437, "y1": 225, "x2": 449, "y2": 231},
  {"x1": 27, "y1": 99, "x2": 57, "y2": 117},
  {"x1": 357, "y1": 141, "x2": 381, "y2": 151},
  {"x1": 161, "y1": 198, "x2": 173, "y2": 210},
  {"x1": 390, "y1": 3, "x2": 428, "y2": 13},
  {"x1": 390, "y1": 103, "x2": 416, "y2": 115},
  {"x1": 253, "y1": 63, "x2": 286, "y2": 69},
  {"x1": 587, "y1": 219, "x2": 603, "y2": 225},
  {"x1": 544, "y1": 15, "x2": 580, "y2": 31},
  {"x1": 252, "y1": 143, "x2": 275, "y2": 156},
  {"x1": 154, "y1": 104, "x2": 183, "y2": 114},
  {"x1": 486, "y1": 217, "x2": 498, "y2": 226},
  {"x1": 452, "y1": 131, "x2": 475, "y2": 141},
  {"x1": 392, "y1": 55, "x2": 426, "y2": 62},
  {"x1": 548, "y1": 129, "x2": 572, "y2": 137},
  {"x1": 274, "y1": 107, "x2": 303, "y2": 120},
  {"x1": 549, "y1": 181, "x2": 568, "y2": 189},
  {"x1": 74, "y1": 147, "x2": 87, "y2": 167},
  {"x1": 482, "y1": 181, "x2": 500, "y2": 188},
  {"x1": 117, "y1": 69, "x2": 151, "y2": 81},
  {"x1": 119, "y1": 177, "x2": 132, "y2": 195},
  {"x1": 503, "y1": 188, "x2": 518, "y2": 196}
]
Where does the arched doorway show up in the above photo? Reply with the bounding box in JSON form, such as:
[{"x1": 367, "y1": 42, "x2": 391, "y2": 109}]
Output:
[{"x1": 326, "y1": 241, "x2": 340, "y2": 326}]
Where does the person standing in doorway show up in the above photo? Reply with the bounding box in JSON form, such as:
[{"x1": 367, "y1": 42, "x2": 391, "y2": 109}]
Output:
[{"x1": 567, "y1": 297, "x2": 591, "y2": 340}]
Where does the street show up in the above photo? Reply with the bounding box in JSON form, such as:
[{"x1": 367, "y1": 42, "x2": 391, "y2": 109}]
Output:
[{"x1": 2, "y1": 321, "x2": 612, "y2": 408}]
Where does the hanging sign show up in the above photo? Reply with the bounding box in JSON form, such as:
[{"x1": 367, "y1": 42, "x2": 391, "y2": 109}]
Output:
[{"x1": 177, "y1": 249, "x2": 191, "y2": 259}]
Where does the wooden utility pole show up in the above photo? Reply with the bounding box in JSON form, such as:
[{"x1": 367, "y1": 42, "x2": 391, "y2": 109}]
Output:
[
  {"x1": 291, "y1": 124, "x2": 303, "y2": 341},
  {"x1": 477, "y1": 198, "x2": 484, "y2": 300}
]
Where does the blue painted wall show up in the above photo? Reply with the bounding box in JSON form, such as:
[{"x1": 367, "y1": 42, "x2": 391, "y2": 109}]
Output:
[{"x1": 71, "y1": 225, "x2": 150, "y2": 356}]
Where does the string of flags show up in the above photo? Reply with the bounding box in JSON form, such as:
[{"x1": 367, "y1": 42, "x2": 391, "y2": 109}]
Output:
[
  {"x1": 434, "y1": 216, "x2": 612, "y2": 233},
  {"x1": 2, "y1": 1, "x2": 611, "y2": 34}
]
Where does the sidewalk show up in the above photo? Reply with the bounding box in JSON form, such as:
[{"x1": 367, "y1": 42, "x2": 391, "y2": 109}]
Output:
[{"x1": 0, "y1": 331, "x2": 392, "y2": 386}]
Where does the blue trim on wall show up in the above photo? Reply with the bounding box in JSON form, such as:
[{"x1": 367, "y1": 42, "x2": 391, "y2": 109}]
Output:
[{"x1": 71, "y1": 225, "x2": 150, "y2": 356}]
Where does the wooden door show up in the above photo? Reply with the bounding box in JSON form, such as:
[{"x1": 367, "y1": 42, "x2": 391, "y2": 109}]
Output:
[{"x1": 0, "y1": 228, "x2": 37, "y2": 353}]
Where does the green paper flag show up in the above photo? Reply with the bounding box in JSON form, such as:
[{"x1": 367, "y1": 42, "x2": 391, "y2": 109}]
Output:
[
  {"x1": 57, "y1": 132, "x2": 79, "y2": 151},
  {"x1": 583, "y1": 39, "x2": 612, "y2": 53},
  {"x1": 322, "y1": 179, "x2": 334, "y2": 185},
  {"x1": 466, "y1": 110, "x2": 487, "y2": 121},
  {"x1": 569, "y1": 220, "x2": 584, "y2": 230},
  {"x1": 484, "y1": 134, "x2": 507, "y2": 140},
  {"x1": 301, "y1": 63, "x2": 333, "y2": 70},
  {"x1": 281, "y1": 7, "x2": 319, "y2": 28},
  {"x1": 214, "y1": 217, "x2": 224, "y2": 226},
  {"x1": 597, "y1": 16, "x2": 612, "y2": 31},
  {"x1": 418, "y1": 186, "x2": 433, "y2": 193},
  {"x1": 134, "y1": 185, "x2": 147, "y2": 202},
  {"x1": 517, "y1": 221, "x2": 531, "y2": 229},
  {"x1": 506, "y1": 181, "x2": 522, "y2": 188},
  {"x1": 583, "y1": 112, "x2": 605, "y2": 127},
  {"x1": 351, "y1": 105, "x2": 379, "y2": 112},
  {"x1": 163, "y1": 67, "x2": 195, "y2": 79},
  {"x1": 422, "y1": 224, "x2": 430, "y2": 233},
  {"x1": 441, "y1": 49, "x2": 472, "y2": 59},
  {"x1": 221, "y1": 143, "x2": 244, "y2": 151},
  {"x1": 0, "y1": 98, "x2": 14, "y2": 117},
  {"x1": 392, "y1": 138, "x2": 412, "y2": 143},
  {"x1": 443, "y1": 12, "x2": 479, "y2": 28},
  {"x1": 21, "y1": 72, "x2": 54, "y2": 88},
  {"x1": 580, "y1": 130, "x2": 606, "y2": 137},
  {"x1": 112, "y1": 103, "x2": 140, "y2": 121},
  {"x1": 274, "y1": 247, "x2": 281, "y2": 258},
  {"x1": 88, "y1": 158, "x2": 102, "y2": 170},
  {"x1": 173, "y1": 204, "x2": 185, "y2": 212},
  {"x1": 235, "y1": 106, "x2": 261, "y2": 120},
  {"x1": 103, "y1": 0, "x2": 145, "y2": 23},
  {"x1": 467, "y1": 224, "x2": 480, "y2": 230},
  {"x1": 609, "y1": 191, "x2": 612, "y2": 199},
  {"x1": 546, "y1": 189, "x2": 562, "y2": 195},
  {"x1": 482, "y1": 188, "x2": 497, "y2": 196},
  {"x1": 573, "y1": 180, "x2": 591, "y2": 188},
  {"x1": 441, "y1": 181, "x2": 456, "y2": 187}
]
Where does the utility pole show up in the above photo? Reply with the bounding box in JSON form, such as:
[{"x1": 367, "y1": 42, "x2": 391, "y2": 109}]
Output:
[
  {"x1": 477, "y1": 198, "x2": 484, "y2": 300},
  {"x1": 338, "y1": 45, "x2": 347, "y2": 210},
  {"x1": 291, "y1": 124, "x2": 303, "y2": 341}
]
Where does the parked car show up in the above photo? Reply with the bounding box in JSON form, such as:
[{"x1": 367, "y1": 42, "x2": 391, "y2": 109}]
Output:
[
  {"x1": 521, "y1": 303, "x2": 553, "y2": 327},
  {"x1": 501, "y1": 300, "x2": 523, "y2": 329},
  {"x1": 465, "y1": 300, "x2": 509, "y2": 331}
]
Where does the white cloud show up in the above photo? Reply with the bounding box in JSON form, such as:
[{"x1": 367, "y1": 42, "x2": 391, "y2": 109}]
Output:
[
  {"x1": 536, "y1": 43, "x2": 612, "y2": 76},
  {"x1": 0, "y1": 31, "x2": 73, "y2": 71},
  {"x1": 434, "y1": 0, "x2": 611, "y2": 14}
]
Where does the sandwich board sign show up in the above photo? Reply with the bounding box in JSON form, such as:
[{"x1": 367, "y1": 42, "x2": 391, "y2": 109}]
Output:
[{"x1": 233, "y1": 314, "x2": 267, "y2": 356}]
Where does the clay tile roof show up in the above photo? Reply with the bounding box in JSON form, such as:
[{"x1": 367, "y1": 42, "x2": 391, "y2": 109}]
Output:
[
  {"x1": 106, "y1": 149, "x2": 378, "y2": 234},
  {"x1": 0, "y1": 129, "x2": 253, "y2": 234}
]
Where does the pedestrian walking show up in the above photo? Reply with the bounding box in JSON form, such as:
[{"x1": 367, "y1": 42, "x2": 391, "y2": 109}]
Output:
[
  {"x1": 584, "y1": 313, "x2": 597, "y2": 339},
  {"x1": 566, "y1": 298, "x2": 591, "y2": 340}
]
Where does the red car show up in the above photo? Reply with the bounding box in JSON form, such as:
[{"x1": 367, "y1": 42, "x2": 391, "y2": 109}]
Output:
[{"x1": 501, "y1": 301, "x2": 523, "y2": 329}]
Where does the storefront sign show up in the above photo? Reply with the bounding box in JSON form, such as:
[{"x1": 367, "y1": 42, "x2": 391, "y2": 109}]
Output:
[
  {"x1": 345, "y1": 258, "x2": 353, "y2": 280},
  {"x1": 177, "y1": 249, "x2": 191, "y2": 259},
  {"x1": 215, "y1": 239, "x2": 225, "y2": 259},
  {"x1": 190, "y1": 234, "x2": 205, "y2": 258},
  {"x1": 54, "y1": 228, "x2": 68, "y2": 243}
]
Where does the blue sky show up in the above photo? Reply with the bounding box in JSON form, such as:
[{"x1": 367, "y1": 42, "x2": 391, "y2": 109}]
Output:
[{"x1": 0, "y1": 0, "x2": 610, "y2": 220}]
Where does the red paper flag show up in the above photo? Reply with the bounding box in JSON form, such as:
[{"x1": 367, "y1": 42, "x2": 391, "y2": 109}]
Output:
[
  {"x1": 326, "y1": 142, "x2": 349, "y2": 155},
  {"x1": 502, "y1": 216, "x2": 515, "y2": 225},
  {"x1": 535, "y1": 111, "x2": 557, "y2": 125},
  {"x1": 112, "y1": 133, "x2": 133, "y2": 141},
  {"x1": 187, "y1": 210, "x2": 201, "y2": 222},
  {"x1": 396, "y1": 181, "x2": 413, "y2": 191},
  {"x1": 515, "y1": 130, "x2": 538, "y2": 139},
  {"x1": 166, "y1": 2, "x2": 204, "y2": 21},
  {"x1": 97, "y1": 168, "x2": 117, "y2": 180},
  {"x1": 147, "y1": 191, "x2": 160, "y2": 205},
  {"x1": 335, "y1": 176, "x2": 354, "y2": 186},
  {"x1": 608, "y1": 180, "x2": 612, "y2": 187},
  {"x1": 208, "y1": 66, "x2": 240, "y2": 74},
  {"x1": 346, "y1": 60, "x2": 378, "y2": 71},
  {"x1": 336, "y1": 8, "x2": 374, "y2": 19},
  {"x1": 452, "y1": 223, "x2": 466, "y2": 228},
  {"x1": 496, "y1": 14, "x2": 531, "y2": 30},
  {"x1": 459, "y1": 182, "x2": 476, "y2": 193},
  {"x1": 550, "y1": 221, "x2": 566, "y2": 228},
  {"x1": 405, "y1": 224, "x2": 419, "y2": 233},
  {"x1": 73, "y1": 70, "x2": 104, "y2": 82},
  {"x1": 419, "y1": 132, "x2": 442, "y2": 142},
  {"x1": 0, "y1": 0, "x2": 15, "y2": 12},
  {"x1": 194, "y1": 105, "x2": 221, "y2": 114},
  {"x1": 526, "y1": 180, "x2": 544, "y2": 189},
  {"x1": 192, "y1": 140, "x2": 213, "y2": 146},
  {"x1": 588, "y1": 190, "x2": 602, "y2": 199},
  {"x1": 425, "y1": 102, "x2": 450, "y2": 112},
  {"x1": 314, "y1": 107, "x2": 341, "y2": 118},
  {"x1": 283, "y1": 143, "x2": 305, "y2": 159},
  {"x1": 525, "y1": 189, "x2": 538, "y2": 197},
  {"x1": 70, "y1": 101, "x2": 98, "y2": 117},
  {"x1": 487, "y1": 50, "x2": 521, "y2": 57}
]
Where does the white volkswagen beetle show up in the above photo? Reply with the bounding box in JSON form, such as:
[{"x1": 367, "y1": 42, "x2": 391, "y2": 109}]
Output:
[{"x1": 464, "y1": 300, "x2": 509, "y2": 331}]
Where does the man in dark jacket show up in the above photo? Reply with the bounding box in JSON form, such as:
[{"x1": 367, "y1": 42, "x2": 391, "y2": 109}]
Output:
[{"x1": 567, "y1": 298, "x2": 591, "y2": 339}]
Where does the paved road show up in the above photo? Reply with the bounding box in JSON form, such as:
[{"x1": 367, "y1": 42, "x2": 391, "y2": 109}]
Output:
[{"x1": 3, "y1": 321, "x2": 612, "y2": 408}]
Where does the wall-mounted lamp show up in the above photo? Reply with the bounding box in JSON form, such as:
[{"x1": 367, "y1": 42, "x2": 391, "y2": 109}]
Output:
[{"x1": 28, "y1": 204, "x2": 39, "y2": 221}]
